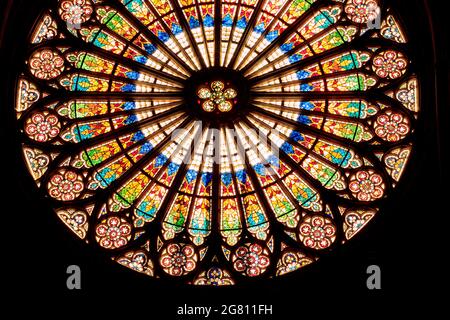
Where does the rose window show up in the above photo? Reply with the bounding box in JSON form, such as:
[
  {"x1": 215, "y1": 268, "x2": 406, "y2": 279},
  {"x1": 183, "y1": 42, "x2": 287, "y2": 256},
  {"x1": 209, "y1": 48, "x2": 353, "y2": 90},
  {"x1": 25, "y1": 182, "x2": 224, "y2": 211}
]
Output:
[{"x1": 15, "y1": 0, "x2": 420, "y2": 285}]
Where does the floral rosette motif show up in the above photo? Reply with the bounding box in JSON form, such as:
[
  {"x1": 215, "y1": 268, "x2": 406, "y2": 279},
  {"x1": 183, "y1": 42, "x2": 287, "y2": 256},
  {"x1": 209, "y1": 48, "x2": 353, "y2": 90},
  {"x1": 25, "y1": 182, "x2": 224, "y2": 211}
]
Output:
[
  {"x1": 232, "y1": 243, "x2": 270, "y2": 277},
  {"x1": 349, "y1": 170, "x2": 385, "y2": 201},
  {"x1": 160, "y1": 243, "x2": 198, "y2": 276},
  {"x1": 344, "y1": 0, "x2": 379, "y2": 24},
  {"x1": 299, "y1": 216, "x2": 337, "y2": 250},
  {"x1": 47, "y1": 169, "x2": 84, "y2": 201},
  {"x1": 29, "y1": 49, "x2": 64, "y2": 80},
  {"x1": 25, "y1": 112, "x2": 61, "y2": 142},
  {"x1": 95, "y1": 216, "x2": 132, "y2": 249},
  {"x1": 372, "y1": 50, "x2": 408, "y2": 79},
  {"x1": 374, "y1": 111, "x2": 410, "y2": 142},
  {"x1": 59, "y1": 0, "x2": 93, "y2": 26}
]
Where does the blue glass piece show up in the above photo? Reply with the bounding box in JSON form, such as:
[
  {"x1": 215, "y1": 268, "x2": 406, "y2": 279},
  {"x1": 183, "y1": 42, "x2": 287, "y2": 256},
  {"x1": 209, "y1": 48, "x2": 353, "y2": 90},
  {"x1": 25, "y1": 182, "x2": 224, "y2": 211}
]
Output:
[
  {"x1": 186, "y1": 170, "x2": 198, "y2": 183},
  {"x1": 267, "y1": 155, "x2": 279, "y2": 168},
  {"x1": 168, "y1": 162, "x2": 180, "y2": 175},
  {"x1": 132, "y1": 130, "x2": 145, "y2": 142},
  {"x1": 124, "y1": 114, "x2": 138, "y2": 124},
  {"x1": 236, "y1": 170, "x2": 247, "y2": 183},
  {"x1": 203, "y1": 14, "x2": 214, "y2": 27},
  {"x1": 254, "y1": 163, "x2": 266, "y2": 176},
  {"x1": 144, "y1": 44, "x2": 156, "y2": 55},
  {"x1": 289, "y1": 54, "x2": 302, "y2": 64},
  {"x1": 254, "y1": 23, "x2": 265, "y2": 33},
  {"x1": 134, "y1": 56, "x2": 148, "y2": 64},
  {"x1": 296, "y1": 70, "x2": 310, "y2": 80},
  {"x1": 158, "y1": 31, "x2": 169, "y2": 42},
  {"x1": 280, "y1": 43, "x2": 293, "y2": 53},
  {"x1": 222, "y1": 14, "x2": 233, "y2": 27},
  {"x1": 189, "y1": 16, "x2": 200, "y2": 28},
  {"x1": 290, "y1": 131, "x2": 305, "y2": 142},
  {"x1": 122, "y1": 84, "x2": 136, "y2": 92},
  {"x1": 156, "y1": 154, "x2": 168, "y2": 167},
  {"x1": 202, "y1": 172, "x2": 213, "y2": 186},
  {"x1": 140, "y1": 142, "x2": 153, "y2": 154},
  {"x1": 266, "y1": 30, "x2": 279, "y2": 42},
  {"x1": 126, "y1": 71, "x2": 140, "y2": 80},
  {"x1": 236, "y1": 17, "x2": 247, "y2": 29},
  {"x1": 172, "y1": 23, "x2": 182, "y2": 35},
  {"x1": 297, "y1": 115, "x2": 312, "y2": 125},
  {"x1": 221, "y1": 173, "x2": 233, "y2": 186},
  {"x1": 299, "y1": 83, "x2": 313, "y2": 92},
  {"x1": 299, "y1": 101, "x2": 314, "y2": 110},
  {"x1": 281, "y1": 142, "x2": 294, "y2": 154}
]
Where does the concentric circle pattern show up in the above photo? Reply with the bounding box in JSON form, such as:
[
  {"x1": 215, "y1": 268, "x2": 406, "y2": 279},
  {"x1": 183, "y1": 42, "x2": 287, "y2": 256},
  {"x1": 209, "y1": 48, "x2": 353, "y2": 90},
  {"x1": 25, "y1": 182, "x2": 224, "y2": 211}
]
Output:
[{"x1": 16, "y1": 0, "x2": 419, "y2": 284}]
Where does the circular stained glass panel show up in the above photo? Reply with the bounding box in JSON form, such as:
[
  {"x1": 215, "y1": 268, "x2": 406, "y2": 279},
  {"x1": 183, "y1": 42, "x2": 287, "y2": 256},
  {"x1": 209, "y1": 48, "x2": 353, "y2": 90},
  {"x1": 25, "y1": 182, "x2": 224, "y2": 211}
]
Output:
[{"x1": 15, "y1": 0, "x2": 420, "y2": 285}]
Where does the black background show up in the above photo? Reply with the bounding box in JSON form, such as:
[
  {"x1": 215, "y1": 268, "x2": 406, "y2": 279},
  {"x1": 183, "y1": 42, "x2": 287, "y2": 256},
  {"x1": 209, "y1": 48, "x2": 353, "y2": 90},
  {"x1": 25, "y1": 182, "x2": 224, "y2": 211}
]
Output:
[{"x1": 0, "y1": 0, "x2": 447, "y2": 315}]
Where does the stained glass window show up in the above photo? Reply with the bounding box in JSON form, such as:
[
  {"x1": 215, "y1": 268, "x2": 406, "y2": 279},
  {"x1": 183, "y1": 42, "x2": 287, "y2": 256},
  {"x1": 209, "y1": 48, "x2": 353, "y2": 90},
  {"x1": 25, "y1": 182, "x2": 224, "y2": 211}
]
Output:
[{"x1": 16, "y1": 0, "x2": 419, "y2": 285}]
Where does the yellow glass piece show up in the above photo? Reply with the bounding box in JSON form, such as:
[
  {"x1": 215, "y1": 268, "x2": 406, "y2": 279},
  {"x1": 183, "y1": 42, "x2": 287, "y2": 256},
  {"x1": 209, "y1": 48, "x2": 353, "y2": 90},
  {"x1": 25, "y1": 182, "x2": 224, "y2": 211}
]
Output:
[
  {"x1": 197, "y1": 88, "x2": 211, "y2": 99},
  {"x1": 211, "y1": 81, "x2": 225, "y2": 92},
  {"x1": 218, "y1": 101, "x2": 233, "y2": 112},
  {"x1": 224, "y1": 88, "x2": 237, "y2": 99},
  {"x1": 202, "y1": 100, "x2": 215, "y2": 112}
]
